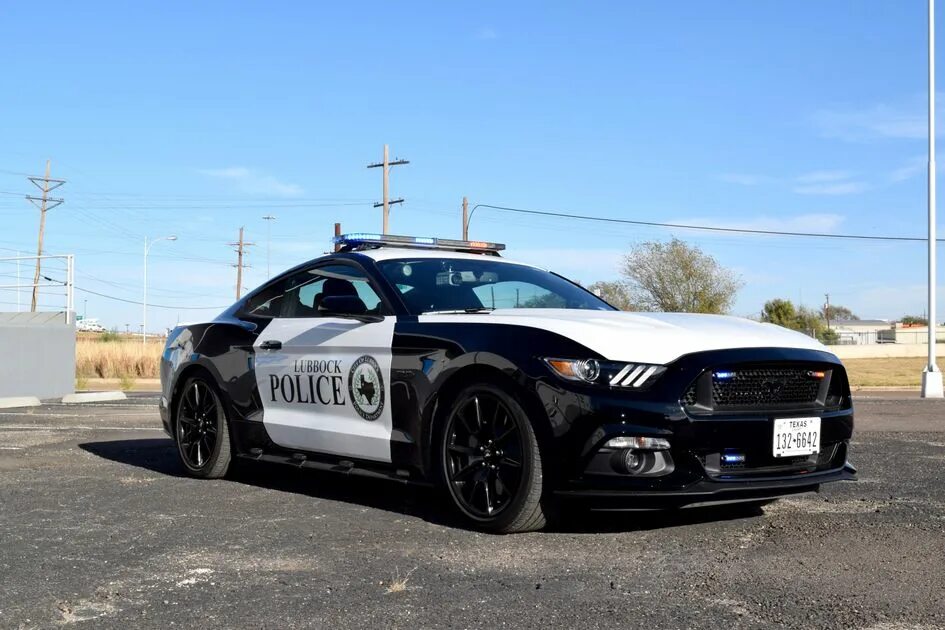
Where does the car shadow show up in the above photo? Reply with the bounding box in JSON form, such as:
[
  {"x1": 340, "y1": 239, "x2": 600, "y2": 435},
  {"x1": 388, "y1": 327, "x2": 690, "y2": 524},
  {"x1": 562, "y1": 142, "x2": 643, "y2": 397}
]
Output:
[{"x1": 79, "y1": 438, "x2": 766, "y2": 534}]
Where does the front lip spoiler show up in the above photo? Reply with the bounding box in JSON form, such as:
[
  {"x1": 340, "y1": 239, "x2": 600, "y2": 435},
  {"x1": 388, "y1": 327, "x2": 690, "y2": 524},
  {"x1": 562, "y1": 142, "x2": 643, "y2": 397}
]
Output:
[{"x1": 554, "y1": 464, "x2": 857, "y2": 510}]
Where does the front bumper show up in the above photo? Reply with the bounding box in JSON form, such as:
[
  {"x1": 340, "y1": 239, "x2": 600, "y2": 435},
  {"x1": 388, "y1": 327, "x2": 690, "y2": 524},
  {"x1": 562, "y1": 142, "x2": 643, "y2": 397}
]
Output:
[
  {"x1": 533, "y1": 347, "x2": 857, "y2": 509},
  {"x1": 555, "y1": 463, "x2": 857, "y2": 510}
]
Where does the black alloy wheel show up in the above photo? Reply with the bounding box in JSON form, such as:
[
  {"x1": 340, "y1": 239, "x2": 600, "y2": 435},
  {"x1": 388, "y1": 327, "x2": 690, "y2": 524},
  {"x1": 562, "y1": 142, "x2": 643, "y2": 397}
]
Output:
[
  {"x1": 175, "y1": 376, "x2": 232, "y2": 478},
  {"x1": 441, "y1": 384, "x2": 552, "y2": 533}
]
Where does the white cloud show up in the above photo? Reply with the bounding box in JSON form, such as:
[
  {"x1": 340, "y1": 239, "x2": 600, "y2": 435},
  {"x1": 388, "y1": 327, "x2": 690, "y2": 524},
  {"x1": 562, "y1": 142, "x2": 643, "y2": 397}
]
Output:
[
  {"x1": 199, "y1": 167, "x2": 304, "y2": 197},
  {"x1": 810, "y1": 98, "x2": 944, "y2": 142},
  {"x1": 889, "y1": 156, "x2": 927, "y2": 182},
  {"x1": 719, "y1": 170, "x2": 867, "y2": 194},
  {"x1": 474, "y1": 26, "x2": 498, "y2": 40},
  {"x1": 795, "y1": 170, "x2": 853, "y2": 184},
  {"x1": 792, "y1": 181, "x2": 868, "y2": 195},
  {"x1": 791, "y1": 170, "x2": 866, "y2": 195}
]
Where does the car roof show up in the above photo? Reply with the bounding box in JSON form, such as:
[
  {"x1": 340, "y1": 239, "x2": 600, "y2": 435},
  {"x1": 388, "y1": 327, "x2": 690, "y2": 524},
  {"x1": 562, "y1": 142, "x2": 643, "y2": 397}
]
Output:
[{"x1": 352, "y1": 246, "x2": 542, "y2": 269}]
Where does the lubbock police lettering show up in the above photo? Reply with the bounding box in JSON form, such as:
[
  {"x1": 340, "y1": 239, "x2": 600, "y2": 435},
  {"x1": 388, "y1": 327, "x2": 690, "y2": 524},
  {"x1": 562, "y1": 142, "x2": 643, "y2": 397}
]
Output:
[{"x1": 269, "y1": 359, "x2": 346, "y2": 406}]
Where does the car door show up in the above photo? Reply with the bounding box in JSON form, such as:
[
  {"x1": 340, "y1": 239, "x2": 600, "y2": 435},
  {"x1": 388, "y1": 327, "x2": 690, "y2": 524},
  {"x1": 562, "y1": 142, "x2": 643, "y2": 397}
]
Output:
[{"x1": 251, "y1": 262, "x2": 396, "y2": 463}]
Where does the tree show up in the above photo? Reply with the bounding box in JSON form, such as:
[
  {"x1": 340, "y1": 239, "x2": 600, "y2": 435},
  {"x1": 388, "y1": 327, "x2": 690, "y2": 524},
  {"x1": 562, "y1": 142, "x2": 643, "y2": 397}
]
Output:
[
  {"x1": 761, "y1": 298, "x2": 797, "y2": 328},
  {"x1": 587, "y1": 280, "x2": 637, "y2": 311},
  {"x1": 901, "y1": 315, "x2": 928, "y2": 326},
  {"x1": 618, "y1": 238, "x2": 742, "y2": 313},
  {"x1": 825, "y1": 305, "x2": 858, "y2": 322},
  {"x1": 761, "y1": 298, "x2": 837, "y2": 344}
]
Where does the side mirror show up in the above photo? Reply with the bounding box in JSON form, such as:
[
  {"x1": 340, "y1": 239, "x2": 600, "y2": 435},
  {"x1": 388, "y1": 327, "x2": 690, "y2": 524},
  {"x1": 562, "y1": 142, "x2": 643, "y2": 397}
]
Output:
[{"x1": 319, "y1": 295, "x2": 382, "y2": 323}]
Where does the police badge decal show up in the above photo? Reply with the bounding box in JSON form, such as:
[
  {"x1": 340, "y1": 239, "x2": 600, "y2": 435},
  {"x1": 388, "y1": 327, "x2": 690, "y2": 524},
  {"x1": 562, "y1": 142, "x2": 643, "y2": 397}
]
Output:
[{"x1": 348, "y1": 355, "x2": 384, "y2": 421}]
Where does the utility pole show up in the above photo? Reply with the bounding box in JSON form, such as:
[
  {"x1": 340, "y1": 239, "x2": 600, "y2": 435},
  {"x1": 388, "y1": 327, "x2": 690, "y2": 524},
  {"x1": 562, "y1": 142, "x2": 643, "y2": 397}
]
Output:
[
  {"x1": 334, "y1": 222, "x2": 342, "y2": 252},
  {"x1": 824, "y1": 293, "x2": 831, "y2": 330},
  {"x1": 26, "y1": 160, "x2": 65, "y2": 312},
  {"x1": 923, "y1": 0, "x2": 944, "y2": 398},
  {"x1": 367, "y1": 144, "x2": 409, "y2": 234},
  {"x1": 229, "y1": 227, "x2": 255, "y2": 300},
  {"x1": 262, "y1": 214, "x2": 276, "y2": 279},
  {"x1": 462, "y1": 196, "x2": 469, "y2": 240}
]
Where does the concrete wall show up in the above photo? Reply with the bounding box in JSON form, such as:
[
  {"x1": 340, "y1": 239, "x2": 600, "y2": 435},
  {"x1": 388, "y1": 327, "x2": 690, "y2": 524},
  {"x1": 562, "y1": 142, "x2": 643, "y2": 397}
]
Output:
[
  {"x1": 831, "y1": 343, "x2": 945, "y2": 359},
  {"x1": 0, "y1": 312, "x2": 75, "y2": 399}
]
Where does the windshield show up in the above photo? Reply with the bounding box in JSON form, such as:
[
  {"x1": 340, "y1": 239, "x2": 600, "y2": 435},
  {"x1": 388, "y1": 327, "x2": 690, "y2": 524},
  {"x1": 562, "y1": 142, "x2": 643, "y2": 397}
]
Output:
[{"x1": 376, "y1": 257, "x2": 615, "y2": 315}]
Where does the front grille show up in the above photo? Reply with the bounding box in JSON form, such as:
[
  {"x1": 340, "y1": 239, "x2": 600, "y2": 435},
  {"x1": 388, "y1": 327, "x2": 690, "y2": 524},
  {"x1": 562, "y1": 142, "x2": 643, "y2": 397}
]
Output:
[
  {"x1": 712, "y1": 368, "x2": 821, "y2": 407},
  {"x1": 683, "y1": 364, "x2": 834, "y2": 413}
]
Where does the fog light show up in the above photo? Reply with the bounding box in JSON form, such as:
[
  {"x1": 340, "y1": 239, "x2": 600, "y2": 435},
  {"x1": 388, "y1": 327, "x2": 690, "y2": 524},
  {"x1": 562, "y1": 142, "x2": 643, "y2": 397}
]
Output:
[
  {"x1": 609, "y1": 448, "x2": 675, "y2": 476},
  {"x1": 624, "y1": 450, "x2": 644, "y2": 473},
  {"x1": 604, "y1": 436, "x2": 670, "y2": 450}
]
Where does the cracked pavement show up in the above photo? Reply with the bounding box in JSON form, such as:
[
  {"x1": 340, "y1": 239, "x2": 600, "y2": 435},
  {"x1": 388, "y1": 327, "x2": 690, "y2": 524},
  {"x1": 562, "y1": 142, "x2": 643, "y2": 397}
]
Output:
[{"x1": 0, "y1": 393, "x2": 943, "y2": 629}]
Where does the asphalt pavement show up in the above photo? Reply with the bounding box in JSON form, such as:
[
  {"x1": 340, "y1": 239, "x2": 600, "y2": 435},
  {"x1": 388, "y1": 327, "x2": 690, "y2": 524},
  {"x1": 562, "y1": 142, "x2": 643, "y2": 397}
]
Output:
[{"x1": 0, "y1": 393, "x2": 943, "y2": 629}]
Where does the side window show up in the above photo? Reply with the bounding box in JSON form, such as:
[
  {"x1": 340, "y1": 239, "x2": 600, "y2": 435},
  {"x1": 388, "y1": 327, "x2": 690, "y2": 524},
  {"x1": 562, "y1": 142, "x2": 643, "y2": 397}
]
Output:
[{"x1": 243, "y1": 264, "x2": 385, "y2": 318}]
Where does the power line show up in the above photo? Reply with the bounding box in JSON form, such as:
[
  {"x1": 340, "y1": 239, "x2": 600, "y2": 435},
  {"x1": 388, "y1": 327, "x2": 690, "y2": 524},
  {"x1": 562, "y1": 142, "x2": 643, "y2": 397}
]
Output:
[
  {"x1": 75, "y1": 286, "x2": 227, "y2": 310},
  {"x1": 471, "y1": 203, "x2": 945, "y2": 243}
]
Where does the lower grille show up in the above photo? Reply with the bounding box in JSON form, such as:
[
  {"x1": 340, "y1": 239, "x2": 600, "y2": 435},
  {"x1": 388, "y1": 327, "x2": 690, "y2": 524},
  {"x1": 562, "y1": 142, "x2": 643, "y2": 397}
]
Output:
[{"x1": 701, "y1": 443, "x2": 842, "y2": 478}]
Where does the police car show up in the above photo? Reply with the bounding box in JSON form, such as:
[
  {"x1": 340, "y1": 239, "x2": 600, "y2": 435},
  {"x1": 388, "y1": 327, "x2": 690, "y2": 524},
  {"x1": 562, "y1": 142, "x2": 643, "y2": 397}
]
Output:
[{"x1": 160, "y1": 234, "x2": 856, "y2": 533}]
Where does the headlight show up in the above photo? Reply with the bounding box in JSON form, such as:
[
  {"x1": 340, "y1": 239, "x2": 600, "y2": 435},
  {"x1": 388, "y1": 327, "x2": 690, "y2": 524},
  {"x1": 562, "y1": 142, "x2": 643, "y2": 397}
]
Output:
[
  {"x1": 543, "y1": 358, "x2": 666, "y2": 389},
  {"x1": 543, "y1": 358, "x2": 600, "y2": 383}
]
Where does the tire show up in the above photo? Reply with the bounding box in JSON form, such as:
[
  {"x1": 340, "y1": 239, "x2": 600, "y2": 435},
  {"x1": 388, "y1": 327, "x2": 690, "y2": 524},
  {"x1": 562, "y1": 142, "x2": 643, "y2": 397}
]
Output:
[
  {"x1": 439, "y1": 383, "x2": 553, "y2": 533},
  {"x1": 174, "y1": 376, "x2": 232, "y2": 479}
]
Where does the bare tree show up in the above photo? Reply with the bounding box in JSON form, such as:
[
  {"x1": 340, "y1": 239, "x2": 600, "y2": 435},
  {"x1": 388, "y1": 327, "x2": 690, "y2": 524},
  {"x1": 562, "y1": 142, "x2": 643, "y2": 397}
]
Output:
[
  {"x1": 588, "y1": 280, "x2": 637, "y2": 311},
  {"x1": 619, "y1": 238, "x2": 742, "y2": 314}
]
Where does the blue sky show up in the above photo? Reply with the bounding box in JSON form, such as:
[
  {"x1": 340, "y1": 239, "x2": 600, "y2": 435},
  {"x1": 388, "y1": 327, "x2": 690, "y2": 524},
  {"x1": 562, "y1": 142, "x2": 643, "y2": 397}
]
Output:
[{"x1": 0, "y1": 1, "x2": 942, "y2": 331}]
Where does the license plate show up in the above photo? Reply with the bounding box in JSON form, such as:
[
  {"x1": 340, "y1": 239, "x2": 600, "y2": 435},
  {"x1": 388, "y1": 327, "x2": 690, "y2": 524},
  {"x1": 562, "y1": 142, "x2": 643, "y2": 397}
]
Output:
[{"x1": 772, "y1": 417, "x2": 821, "y2": 457}]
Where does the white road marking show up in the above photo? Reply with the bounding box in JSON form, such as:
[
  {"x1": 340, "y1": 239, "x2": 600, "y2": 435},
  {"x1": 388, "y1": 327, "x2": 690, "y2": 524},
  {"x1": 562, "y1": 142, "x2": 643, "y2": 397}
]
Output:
[
  {"x1": 0, "y1": 412, "x2": 155, "y2": 418},
  {"x1": 0, "y1": 425, "x2": 164, "y2": 431}
]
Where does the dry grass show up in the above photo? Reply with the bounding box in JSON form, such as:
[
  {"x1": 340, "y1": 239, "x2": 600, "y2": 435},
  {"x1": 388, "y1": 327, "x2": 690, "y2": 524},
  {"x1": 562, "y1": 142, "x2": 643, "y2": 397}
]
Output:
[
  {"x1": 843, "y1": 357, "x2": 928, "y2": 388},
  {"x1": 76, "y1": 338, "x2": 164, "y2": 379},
  {"x1": 73, "y1": 335, "x2": 927, "y2": 388},
  {"x1": 384, "y1": 568, "x2": 415, "y2": 594}
]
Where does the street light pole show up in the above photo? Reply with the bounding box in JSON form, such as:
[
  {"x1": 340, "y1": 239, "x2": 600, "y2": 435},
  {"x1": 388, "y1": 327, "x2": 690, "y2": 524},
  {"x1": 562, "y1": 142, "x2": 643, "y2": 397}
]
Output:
[
  {"x1": 143, "y1": 235, "x2": 177, "y2": 345},
  {"x1": 924, "y1": 0, "x2": 944, "y2": 398}
]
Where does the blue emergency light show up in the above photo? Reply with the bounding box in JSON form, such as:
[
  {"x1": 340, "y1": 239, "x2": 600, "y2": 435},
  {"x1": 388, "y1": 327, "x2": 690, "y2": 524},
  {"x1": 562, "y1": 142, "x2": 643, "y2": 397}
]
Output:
[{"x1": 333, "y1": 233, "x2": 506, "y2": 255}]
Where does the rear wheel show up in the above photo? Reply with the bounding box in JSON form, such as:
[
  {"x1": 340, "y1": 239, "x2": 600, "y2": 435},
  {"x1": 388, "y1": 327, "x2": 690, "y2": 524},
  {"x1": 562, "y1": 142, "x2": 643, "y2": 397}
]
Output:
[
  {"x1": 174, "y1": 376, "x2": 232, "y2": 479},
  {"x1": 439, "y1": 384, "x2": 552, "y2": 533}
]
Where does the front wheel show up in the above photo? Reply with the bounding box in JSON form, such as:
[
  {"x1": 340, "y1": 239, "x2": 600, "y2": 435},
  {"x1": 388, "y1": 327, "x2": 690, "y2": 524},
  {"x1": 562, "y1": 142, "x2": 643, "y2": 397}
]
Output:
[
  {"x1": 174, "y1": 376, "x2": 232, "y2": 479},
  {"x1": 439, "y1": 384, "x2": 553, "y2": 533}
]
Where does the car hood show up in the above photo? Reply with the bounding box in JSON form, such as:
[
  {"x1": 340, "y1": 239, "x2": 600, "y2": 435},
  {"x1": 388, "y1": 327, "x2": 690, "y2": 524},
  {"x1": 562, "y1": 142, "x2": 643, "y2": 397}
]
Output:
[{"x1": 419, "y1": 309, "x2": 831, "y2": 365}]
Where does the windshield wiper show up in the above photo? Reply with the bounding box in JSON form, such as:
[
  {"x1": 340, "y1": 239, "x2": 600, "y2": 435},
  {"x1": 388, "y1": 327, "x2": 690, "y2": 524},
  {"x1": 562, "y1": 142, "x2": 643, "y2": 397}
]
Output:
[{"x1": 425, "y1": 307, "x2": 496, "y2": 314}]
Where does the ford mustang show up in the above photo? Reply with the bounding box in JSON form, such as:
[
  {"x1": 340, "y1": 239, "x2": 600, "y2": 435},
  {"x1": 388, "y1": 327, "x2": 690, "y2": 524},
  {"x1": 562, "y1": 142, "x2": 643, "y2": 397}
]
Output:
[{"x1": 159, "y1": 233, "x2": 856, "y2": 533}]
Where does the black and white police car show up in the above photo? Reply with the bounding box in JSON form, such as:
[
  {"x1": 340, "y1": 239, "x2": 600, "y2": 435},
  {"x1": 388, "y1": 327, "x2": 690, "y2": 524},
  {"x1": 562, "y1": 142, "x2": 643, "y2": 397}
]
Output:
[{"x1": 160, "y1": 233, "x2": 856, "y2": 533}]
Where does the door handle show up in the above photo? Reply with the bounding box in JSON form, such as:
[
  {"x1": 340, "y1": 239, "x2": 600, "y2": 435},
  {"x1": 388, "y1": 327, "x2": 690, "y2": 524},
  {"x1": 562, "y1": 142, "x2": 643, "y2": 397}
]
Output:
[{"x1": 259, "y1": 340, "x2": 282, "y2": 350}]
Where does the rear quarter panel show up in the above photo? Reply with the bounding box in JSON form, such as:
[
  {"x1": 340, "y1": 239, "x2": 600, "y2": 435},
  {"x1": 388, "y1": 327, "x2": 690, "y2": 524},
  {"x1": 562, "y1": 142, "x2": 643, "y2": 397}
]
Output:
[{"x1": 161, "y1": 320, "x2": 262, "y2": 434}]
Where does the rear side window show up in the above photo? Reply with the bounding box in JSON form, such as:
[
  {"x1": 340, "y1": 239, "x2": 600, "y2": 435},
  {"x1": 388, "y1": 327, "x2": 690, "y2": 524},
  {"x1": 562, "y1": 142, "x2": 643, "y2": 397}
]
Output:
[{"x1": 242, "y1": 264, "x2": 385, "y2": 318}]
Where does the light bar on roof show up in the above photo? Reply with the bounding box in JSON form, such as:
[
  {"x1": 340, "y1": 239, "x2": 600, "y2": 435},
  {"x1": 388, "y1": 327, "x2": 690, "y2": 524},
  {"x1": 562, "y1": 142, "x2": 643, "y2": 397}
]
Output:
[{"x1": 333, "y1": 233, "x2": 506, "y2": 254}]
